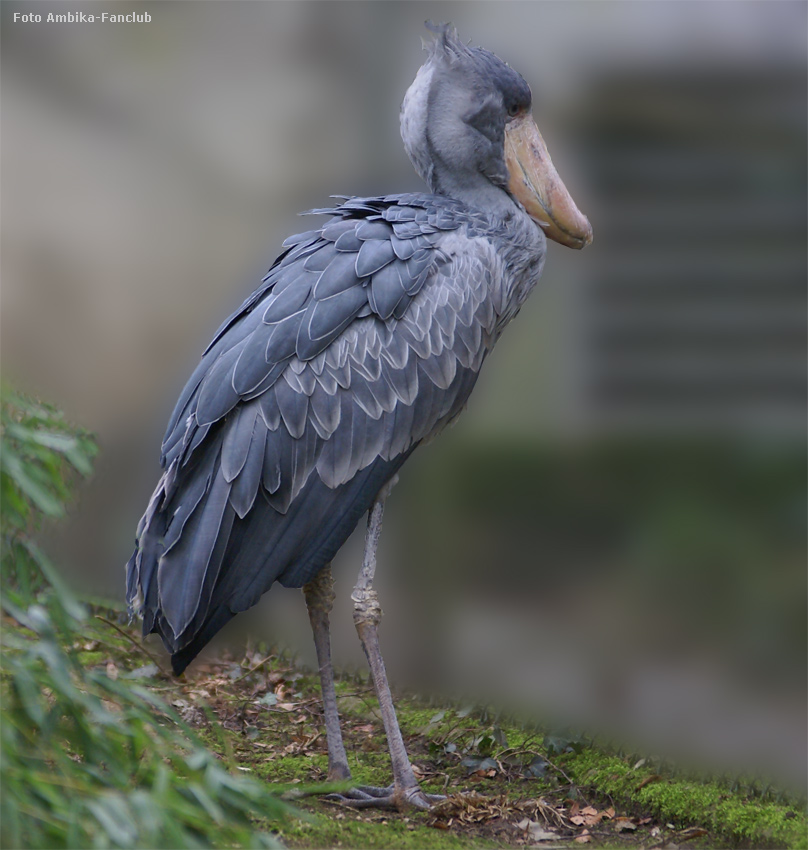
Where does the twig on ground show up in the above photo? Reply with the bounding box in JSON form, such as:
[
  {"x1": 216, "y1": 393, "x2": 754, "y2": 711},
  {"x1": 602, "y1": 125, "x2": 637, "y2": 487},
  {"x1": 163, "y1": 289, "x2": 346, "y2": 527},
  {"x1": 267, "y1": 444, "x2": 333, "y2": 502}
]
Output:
[{"x1": 94, "y1": 615, "x2": 169, "y2": 675}]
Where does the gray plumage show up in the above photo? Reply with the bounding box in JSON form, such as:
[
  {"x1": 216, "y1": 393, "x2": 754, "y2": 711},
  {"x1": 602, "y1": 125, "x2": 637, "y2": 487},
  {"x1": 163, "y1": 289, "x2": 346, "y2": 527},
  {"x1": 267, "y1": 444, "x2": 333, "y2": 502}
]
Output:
[{"x1": 126, "y1": 25, "x2": 562, "y2": 677}]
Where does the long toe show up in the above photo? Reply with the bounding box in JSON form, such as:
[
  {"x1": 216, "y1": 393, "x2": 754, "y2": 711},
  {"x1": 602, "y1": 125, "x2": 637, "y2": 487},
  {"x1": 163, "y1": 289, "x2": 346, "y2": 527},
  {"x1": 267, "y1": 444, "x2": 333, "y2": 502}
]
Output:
[
  {"x1": 324, "y1": 785, "x2": 392, "y2": 803},
  {"x1": 324, "y1": 784, "x2": 444, "y2": 811},
  {"x1": 401, "y1": 787, "x2": 445, "y2": 810}
]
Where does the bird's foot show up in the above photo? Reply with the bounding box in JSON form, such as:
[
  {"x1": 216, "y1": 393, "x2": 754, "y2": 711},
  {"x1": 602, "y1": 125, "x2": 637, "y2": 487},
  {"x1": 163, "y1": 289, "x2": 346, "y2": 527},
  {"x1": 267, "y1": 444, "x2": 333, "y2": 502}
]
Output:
[{"x1": 325, "y1": 783, "x2": 445, "y2": 810}]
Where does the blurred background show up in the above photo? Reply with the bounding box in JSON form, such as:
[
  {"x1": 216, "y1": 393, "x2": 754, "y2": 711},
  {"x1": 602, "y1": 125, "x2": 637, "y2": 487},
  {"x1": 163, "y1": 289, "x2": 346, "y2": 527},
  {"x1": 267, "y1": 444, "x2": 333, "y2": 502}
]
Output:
[{"x1": 2, "y1": 1, "x2": 805, "y2": 791}]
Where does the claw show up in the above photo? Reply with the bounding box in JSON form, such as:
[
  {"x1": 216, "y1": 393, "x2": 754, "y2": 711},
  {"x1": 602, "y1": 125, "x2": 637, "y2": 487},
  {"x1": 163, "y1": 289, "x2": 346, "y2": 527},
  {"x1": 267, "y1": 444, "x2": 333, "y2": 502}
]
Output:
[{"x1": 402, "y1": 787, "x2": 443, "y2": 810}]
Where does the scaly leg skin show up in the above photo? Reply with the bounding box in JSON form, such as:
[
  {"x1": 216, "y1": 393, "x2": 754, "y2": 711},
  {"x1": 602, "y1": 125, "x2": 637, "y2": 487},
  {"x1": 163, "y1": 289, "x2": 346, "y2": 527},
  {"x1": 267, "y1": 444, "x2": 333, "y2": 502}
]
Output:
[
  {"x1": 327, "y1": 489, "x2": 445, "y2": 811},
  {"x1": 303, "y1": 564, "x2": 351, "y2": 782}
]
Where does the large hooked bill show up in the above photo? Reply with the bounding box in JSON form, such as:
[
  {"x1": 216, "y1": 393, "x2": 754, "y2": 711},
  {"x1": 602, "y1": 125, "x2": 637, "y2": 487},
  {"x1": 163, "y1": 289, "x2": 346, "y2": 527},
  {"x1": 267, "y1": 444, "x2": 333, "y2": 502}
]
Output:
[{"x1": 504, "y1": 113, "x2": 593, "y2": 249}]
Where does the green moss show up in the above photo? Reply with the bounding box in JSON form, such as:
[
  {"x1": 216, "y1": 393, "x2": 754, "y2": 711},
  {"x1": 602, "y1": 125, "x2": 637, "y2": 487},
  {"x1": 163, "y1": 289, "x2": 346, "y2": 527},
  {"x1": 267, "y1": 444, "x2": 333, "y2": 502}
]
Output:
[
  {"x1": 561, "y1": 749, "x2": 807, "y2": 849},
  {"x1": 264, "y1": 754, "x2": 331, "y2": 783},
  {"x1": 276, "y1": 805, "x2": 500, "y2": 850},
  {"x1": 83, "y1": 610, "x2": 803, "y2": 850},
  {"x1": 75, "y1": 650, "x2": 105, "y2": 667},
  {"x1": 396, "y1": 706, "x2": 444, "y2": 732}
]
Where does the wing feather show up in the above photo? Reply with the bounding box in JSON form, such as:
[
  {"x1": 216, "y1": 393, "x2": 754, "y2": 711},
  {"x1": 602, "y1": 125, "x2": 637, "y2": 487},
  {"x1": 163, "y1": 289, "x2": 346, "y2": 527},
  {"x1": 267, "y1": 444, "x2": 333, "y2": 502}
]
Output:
[
  {"x1": 156, "y1": 460, "x2": 232, "y2": 638},
  {"x1": 275, "y1": 375, "x2": 309, "y2": 439},
  {"x1": 229, "y1": 415, "x2": 266, "y2": 518}
]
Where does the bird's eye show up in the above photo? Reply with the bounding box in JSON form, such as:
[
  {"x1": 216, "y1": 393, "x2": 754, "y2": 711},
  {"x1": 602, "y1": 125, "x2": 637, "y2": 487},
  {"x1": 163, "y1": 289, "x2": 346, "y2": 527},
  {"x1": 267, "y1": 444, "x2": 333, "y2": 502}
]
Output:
[{"x1": 507, "y1": 103, "x2": 521, "y2": 118}]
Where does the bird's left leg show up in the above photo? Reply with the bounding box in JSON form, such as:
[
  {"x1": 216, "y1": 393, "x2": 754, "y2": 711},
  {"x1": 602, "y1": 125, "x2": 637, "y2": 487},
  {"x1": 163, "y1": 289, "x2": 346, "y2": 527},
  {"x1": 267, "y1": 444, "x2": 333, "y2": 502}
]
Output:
[
  {"x1": 328, "y1": 488, "x2": 444, "y2": 811},
  {"x1": 303, "y1": 564, "x2": 351, "y2": 782}
]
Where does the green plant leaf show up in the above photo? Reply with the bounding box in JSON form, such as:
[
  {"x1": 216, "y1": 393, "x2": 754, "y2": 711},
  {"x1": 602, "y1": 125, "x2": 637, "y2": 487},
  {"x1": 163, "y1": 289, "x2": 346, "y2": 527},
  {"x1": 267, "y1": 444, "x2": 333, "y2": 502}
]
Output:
[{"x1": 1, "y1": 447, "x2": 65, "y2": 518}]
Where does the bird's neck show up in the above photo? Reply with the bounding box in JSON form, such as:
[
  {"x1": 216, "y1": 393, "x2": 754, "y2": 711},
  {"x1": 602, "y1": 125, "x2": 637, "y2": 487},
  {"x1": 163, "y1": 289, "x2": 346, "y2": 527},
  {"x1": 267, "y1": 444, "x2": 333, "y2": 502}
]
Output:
[{"x1": 431, "y1": 164, "x2": 518, "y2": 221}]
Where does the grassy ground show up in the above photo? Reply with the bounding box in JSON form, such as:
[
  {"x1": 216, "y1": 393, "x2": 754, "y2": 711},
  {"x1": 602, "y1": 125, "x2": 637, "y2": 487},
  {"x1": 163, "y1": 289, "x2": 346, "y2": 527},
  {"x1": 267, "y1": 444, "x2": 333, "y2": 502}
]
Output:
[{"x1": 70, "y1": 610, "x2": 807, "y2": 850}]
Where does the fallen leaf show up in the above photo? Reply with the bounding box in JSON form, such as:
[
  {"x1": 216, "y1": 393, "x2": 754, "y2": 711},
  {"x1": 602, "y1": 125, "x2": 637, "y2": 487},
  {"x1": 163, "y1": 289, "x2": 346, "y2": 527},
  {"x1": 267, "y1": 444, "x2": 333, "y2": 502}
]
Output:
[
  {"x1": 637, "y1": 774, "x2": 662, "y2": 790},
  {"x1": 677, "y1": 827, "x2": 708, "y2": 840},
  {"x1": 462, "y1": 756, "x2": 498, "y2": 776},
  {"x1": 124, "y1": 664, "x2": 159, "y2": 680},
  {"x1": 614, "y1": 817, "x2": 637, "y2": 832},
  {"x1": 581, "y1": 806, "x2": 603, "y2": 826},
  {"x1": 517, "y1": 818, "x2": 557, "y2": 842},
  {"x1": 603, "y1": 807, "x2": 616, "y2": 820},
  {"x1": 524, "y1": 755, "x2": 549, "y2": 778},
  {"x1": 574, "y1": 830, "x2": 592, "y2": 844}
]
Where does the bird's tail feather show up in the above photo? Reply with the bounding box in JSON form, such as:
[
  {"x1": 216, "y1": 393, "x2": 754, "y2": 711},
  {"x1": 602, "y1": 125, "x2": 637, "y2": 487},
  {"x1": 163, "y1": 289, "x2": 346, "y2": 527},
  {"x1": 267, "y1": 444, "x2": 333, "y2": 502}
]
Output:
[{"x1": 127, "y1": 441, "x2": 414, "y2": 676}]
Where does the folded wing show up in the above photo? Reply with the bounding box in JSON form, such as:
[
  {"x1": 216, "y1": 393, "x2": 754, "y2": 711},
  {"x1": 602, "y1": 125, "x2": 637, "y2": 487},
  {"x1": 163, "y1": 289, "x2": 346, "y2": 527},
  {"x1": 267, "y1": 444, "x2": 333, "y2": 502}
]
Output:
[{"x1": 126, "y1": 195, "x2": 499, "y2": 672}]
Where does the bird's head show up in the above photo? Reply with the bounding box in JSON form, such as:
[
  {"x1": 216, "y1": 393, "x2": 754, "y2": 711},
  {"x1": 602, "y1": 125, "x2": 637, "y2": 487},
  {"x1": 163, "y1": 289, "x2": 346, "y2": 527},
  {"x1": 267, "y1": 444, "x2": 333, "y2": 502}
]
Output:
[{"x1": 401, "y1": 24, "x2": 592, "y2": 249}]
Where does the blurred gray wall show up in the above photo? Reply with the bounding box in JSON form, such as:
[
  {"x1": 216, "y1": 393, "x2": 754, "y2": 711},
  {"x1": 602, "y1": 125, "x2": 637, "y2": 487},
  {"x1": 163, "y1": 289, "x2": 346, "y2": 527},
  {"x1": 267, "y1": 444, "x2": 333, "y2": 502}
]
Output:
[{"x1": 2, "y1": 1, "x2": 805, "y2": 789}]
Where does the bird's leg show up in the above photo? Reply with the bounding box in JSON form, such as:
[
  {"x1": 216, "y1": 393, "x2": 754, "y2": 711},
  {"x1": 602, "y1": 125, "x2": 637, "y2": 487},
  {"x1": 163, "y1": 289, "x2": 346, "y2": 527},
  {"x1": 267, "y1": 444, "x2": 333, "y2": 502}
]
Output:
[
  {"x1": 303, "y1": 564, "x2": 351, "y2": 782},
  {"x1": 328, "y1": 490, "x2": 444, "y2": 811}
]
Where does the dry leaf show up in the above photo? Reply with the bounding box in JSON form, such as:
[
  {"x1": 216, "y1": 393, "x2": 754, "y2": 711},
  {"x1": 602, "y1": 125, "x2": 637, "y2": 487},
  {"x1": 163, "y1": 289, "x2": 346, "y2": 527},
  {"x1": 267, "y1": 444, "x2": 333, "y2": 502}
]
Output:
[
  {"x1": 517, "y1": 818, "x2": 558, "y2": 842},
  {"x1": 603, "y1": 807, "x2": 616, "y2": 820},
  {"x1": 637, "y1": 774, "x2": 662, "y2": 790},
  {"x1": 677, "y1": 827, "x2": 708, "y2": 840},
  {"x1": 614, "y1": 817, "x2": 637, "y2": 832},
  {"x1": 574, "y1": 830, "x2": 592, "y2": 844},
  {"x1": 576, "y1": 805, "x2": 604, "y2": 826}
]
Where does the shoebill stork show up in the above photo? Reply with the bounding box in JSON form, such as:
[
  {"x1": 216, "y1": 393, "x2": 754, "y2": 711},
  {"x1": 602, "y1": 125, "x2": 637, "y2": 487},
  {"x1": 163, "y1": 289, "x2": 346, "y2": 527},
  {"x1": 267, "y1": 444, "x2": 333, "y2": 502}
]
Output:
[{"x1": 126, "y1": 24, "x2": 591, "y2": 809}]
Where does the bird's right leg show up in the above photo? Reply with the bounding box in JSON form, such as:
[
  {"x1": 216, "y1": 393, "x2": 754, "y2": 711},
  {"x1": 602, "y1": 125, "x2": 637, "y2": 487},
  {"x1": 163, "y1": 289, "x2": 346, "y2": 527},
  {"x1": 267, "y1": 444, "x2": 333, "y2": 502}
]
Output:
[
  {"x1": 327, "y1": 491, "x2": 443, "y2": 810},
  {"x1": 303, "y1": 564, "x2": 351, "y2": 782}
]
